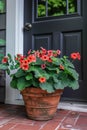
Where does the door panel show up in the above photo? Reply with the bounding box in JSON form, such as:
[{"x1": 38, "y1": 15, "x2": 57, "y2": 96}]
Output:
[{"x1": 24, "y1": 0, "x2": 87, "y2": 102}]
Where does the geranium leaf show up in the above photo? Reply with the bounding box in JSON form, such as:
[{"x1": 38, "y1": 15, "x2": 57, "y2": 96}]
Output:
[
  {"x1": 25, "y1": 73, "x2": 33, "y2": 80},
  {"x1": 54, "y1": 81, "x2": 65, "y2": 89},
  {"x1": 7, "y1": 69, "x2": 10, "y2": 75},
  {"x1": 40, "y1": 82, "x2": 54, "y2": 93},
  {"x1": 52, "y1": 57, "x2": 62, "y2": 65},
  {"x1": 65, "y1": 59, "x2": 75, "y2": 68},
  {"x1": 67, "y1": 68, "x2": 79, "y2": 80},
  {"x1": 15, "y1": 64, "x2": 19, "y2": 69},
  {"x1": 10, "y1": 78, "x2": 17, "y2": 89},
  {"x1": 17, "y1": 77, "x2": 31, "y2": 90},
  {"x1": 69, "y1": 80, "x2": 79, "y2": 90},
  {"x1": 17, "y1": 78, "x2": 26, "y2": 90},
  {"x1": 32, "y1": 79, "x2": 39, "y2": 86},
  {"x1": 15, "y1": 69, "x2": 26, "y2": 78}
]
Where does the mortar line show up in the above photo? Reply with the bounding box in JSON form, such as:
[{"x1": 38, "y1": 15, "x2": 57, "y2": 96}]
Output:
[{"x1": 55, "y1": 110, "x2": 71, "y2": 130}]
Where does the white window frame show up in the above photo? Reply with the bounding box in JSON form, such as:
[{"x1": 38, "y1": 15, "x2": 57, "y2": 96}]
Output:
[{"x1": 5, "y1": 0, "x2": 24, "y2": 104}]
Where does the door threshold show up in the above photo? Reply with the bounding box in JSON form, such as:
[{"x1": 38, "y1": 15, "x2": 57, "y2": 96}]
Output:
[{"x1": 58, "y1": 101, "x2": 87, "y2": 112}]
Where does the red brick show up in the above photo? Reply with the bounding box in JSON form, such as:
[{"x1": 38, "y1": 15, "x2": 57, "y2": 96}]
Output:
[
  {"x1": 0, "y1": 104, "x2": 87, "y2": 130},
  {"x1": 11, "y1": 124, "x2": 41, "y2": 130},
  {"x1": 0, "y1": 123, "x2": 16, "y2": 130},
  {"x1": 76, "y1": 115, "x2": 87, "y2": 126}
]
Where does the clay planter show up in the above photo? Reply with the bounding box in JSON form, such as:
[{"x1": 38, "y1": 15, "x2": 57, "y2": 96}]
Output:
[{"x1": 21, "y1": 87, "x2": 63, "y2": 121}]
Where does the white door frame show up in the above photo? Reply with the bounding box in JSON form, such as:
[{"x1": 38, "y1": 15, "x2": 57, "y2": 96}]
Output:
[{"x1": 5, "y1": 0, "x2": 24, "y2": 104}]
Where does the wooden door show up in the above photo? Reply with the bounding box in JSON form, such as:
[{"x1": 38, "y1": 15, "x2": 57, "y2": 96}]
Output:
[{"x1": 24, "y1": 0, "x2": 87, "y2": 102}]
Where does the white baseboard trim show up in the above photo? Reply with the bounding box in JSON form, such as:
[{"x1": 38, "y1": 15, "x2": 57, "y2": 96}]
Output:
[
  {"x1": 5, "y1": 99, "x2": 24, "y2": 105},
  {"x1": 58, "y1": 101, "x2": 87, "y2": 112}
]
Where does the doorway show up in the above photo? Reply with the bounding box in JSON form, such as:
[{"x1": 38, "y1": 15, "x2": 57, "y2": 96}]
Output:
[{"x1": 24, "y1": 0, "x2": 87, "y2": 102}]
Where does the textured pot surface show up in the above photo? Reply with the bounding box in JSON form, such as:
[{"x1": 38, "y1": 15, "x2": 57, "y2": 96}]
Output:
[{"x1": 21, "y1": 87, "x2": 63, "y2": 121}]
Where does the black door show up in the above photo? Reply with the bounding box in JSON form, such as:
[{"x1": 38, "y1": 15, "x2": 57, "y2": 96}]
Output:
[{"x1": 24, "y1": 0, "x2": 87, "y2": 102}]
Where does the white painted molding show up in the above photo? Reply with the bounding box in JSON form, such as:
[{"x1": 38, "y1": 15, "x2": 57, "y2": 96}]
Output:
[
  {"x1": 58, "y1": 102, "x2": 87, "y2": 112},
  {"x1": 5, "y1": 0, "x2": 24, "y2": 104},
  {"x1": 15, "y1": 0, "x2": 24, "y2": 54}
]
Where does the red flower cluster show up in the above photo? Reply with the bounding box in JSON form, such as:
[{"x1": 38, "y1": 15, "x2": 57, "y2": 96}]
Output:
[
  {"x1": 35, "y1": 47, "x2": 61, "y2": 62},
  {"x1": 14, "y1": 47, "x2": 61, "y2": 71},
  {"x1": 15, "y1": 54, "x2": 36, "y2": 71}
]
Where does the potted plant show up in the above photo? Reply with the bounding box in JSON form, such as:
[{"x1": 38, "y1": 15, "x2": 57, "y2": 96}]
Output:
[{"x1": 0, "y1": 47, "x2": 81, "y2": 120}]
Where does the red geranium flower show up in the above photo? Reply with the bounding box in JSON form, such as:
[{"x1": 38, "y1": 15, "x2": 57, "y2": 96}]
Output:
[
  {"x1": 39, "y1": 77, "x2": 46, "y2": 83},
  {"x1": 57, "y1": 50, "x2": 61, "y2": 55},
  {"x1": 20, "y1": 63, "x2": 29, "y2": 70},
  {"x1": 77, "y1": 52, "x2": 81, "y2": 60},
  {"x1": 71, "y1": 52, "x2": 81, "y2": 60},
  {"x1": 71, "y1": 53, "x2": 78, "y2": 60},
  {"x1": 41, "y1": 55, "x2": 49, "y2": 61},
  {"x1": 47, "y1": 50, "x2": 53, "y2": 57},
  {"x1": 41, "y1": 64, "x2": 46, "y2": 69},
  {"x1": 47, "y1": 57, "x2": 52, "y2": 62},
  {"x1": 2, "y1": 57, "x2": 8, "y2": 63},
  {"x1": 27, "y1": 54, "x2": 36, "y2": 63}
]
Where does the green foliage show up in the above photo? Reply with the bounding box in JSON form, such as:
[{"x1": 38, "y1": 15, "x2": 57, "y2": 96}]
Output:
[
  {"x1": 0, "y1": 0, "x2": 5, "y2": 13},
  {"x1": 0, "y1": 47, "x2": 80, "y2": 93},
  {"x1": 0, "y1": 39, "x2": 6, "y2": 45},
  {"x1": 38, "y1": 0, "x2": 77, "y2": 17}
]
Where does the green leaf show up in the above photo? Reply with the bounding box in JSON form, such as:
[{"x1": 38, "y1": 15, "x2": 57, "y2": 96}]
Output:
[
  {"x1": 10, "y1": 78, "x2": 17, "y2": 89},
  {"x1": 7, "y1": 69, "x2": 10, "y2": 75},
  {"x1": 51, "y1": 57, "x2": 62, "y2": 65},
  {"x1": 67, "y1": 68, "x2": 79, "y2": 80},
  {"x1": 15, "y1": 69, "x2": 26, "y2": 78},
  {"x1": 17, "y1": 77, "x2": 27, "y2": 90},
  {"x1": 34, "y1": 69, "x2": 42, "y2": 78},
  {"x1": 17, "y1": 77, "x2": 32, "y2": 90},
  {"x1": 17, "y1": 78, "x2": 26, "y2": 90},
  {"x1": 40, "y1": 82, "x2": 54, "y2": 93},
  {"x1": 65, "y1": 59, "x2": 75, "y2": 68},
  {"x1": 7, "y1": 53, "x2": 12, "y2": 60},
  {"x1": 25, "y1": 73, "x2": 33, "y2": 80},
  {"x1": 35, "y1": 57, "x2": 43, "y2": 65},
  {"x1": 54, "y1": 81, "x2": 65, "y2": 89},
  {"x1": 0, "y1": 64, "x2": 8, "y2": 70},
  {"x1": 68, "y1": 80, "x2": 79, "y2": 90},
  {"x1": 27, "y1": 66, "x2": 37, "y2": 72},
  {"x1": 46, "y1": 66, "x2": 58, "y2": 71},
  {"x1": 32, "y1": 79, "x2": 39, "y2": 87},
  {"x1": 10, "y1": 65, "x2": 15, "y2": 70},
  {"x1": 15, "y1": 64, "x2": 19, "y2": 69},
  {"x1": 42, "y1": 73, "x2": 49, "y2": 79},
  {"x1": 53, "y1": 76, "x2": 59, "y2": 83}
]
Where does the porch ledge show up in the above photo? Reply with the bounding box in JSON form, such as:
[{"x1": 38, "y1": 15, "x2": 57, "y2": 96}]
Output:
[{"x1": 58, "y1": 101, "x2": 87, "y2": 112}]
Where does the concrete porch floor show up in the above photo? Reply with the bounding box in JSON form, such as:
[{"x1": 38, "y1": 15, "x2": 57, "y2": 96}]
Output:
[{"x1": 0, "y1": 104, "x2": 87, "y2": 130}]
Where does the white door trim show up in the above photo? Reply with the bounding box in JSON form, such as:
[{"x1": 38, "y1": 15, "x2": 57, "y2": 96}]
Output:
[{"x1": 5, "y1": 0, "x2": 24, "y2": 104}]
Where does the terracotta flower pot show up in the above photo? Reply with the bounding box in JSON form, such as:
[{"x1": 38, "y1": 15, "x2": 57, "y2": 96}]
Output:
[{"x1": 21, "y1": 87, "x2": 63, "y2": 121}]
